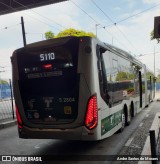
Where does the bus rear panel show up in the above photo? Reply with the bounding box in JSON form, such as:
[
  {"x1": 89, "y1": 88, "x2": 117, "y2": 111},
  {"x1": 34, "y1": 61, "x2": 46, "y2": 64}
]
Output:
[{"x1": 12, "y1": 37, "x2": 99, "y2": 140}]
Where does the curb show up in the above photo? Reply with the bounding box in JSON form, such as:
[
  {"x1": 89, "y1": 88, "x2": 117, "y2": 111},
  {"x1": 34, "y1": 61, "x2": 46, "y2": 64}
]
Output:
[
  {"x1": 138, "y1": 112, "x2": 160, "y2": 164},
  {"x1": 0, "y1": 120, "x2": 17, "y2": 129}
]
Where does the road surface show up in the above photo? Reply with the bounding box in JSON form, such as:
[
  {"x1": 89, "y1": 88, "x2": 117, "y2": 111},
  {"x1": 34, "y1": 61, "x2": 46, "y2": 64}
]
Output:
[{"x1": 0, "y1": 102, "x2": 155, "y2": 164}]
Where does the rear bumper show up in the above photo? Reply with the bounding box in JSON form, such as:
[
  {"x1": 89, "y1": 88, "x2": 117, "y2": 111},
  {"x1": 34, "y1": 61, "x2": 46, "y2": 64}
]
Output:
[{"x1": 18, "y1": 126, "x2": 83, "y2": 140}]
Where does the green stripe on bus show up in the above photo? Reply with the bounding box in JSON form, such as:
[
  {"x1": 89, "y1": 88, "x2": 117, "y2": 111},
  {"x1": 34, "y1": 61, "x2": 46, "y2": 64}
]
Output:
[{"x1": 101, "y1": 110, "x2": 122, "y2": 135}]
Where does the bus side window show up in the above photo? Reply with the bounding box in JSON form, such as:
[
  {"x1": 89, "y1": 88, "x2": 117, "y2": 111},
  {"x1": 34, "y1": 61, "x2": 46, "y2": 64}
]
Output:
[
  {"x1": 97, "y1": 46, "x2": 111, "y2": 107},
  {"x1": 97, "y1": 46, "x2": 104, "y2": 96}
]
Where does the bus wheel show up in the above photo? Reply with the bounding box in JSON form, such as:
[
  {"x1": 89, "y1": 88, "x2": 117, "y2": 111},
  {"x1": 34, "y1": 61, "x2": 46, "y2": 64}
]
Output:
[
  {"x1": 131, "y1": 102, "x2": 135, "y2": 118},
  {"x1": 147, "y1": 96, "x2": 151, "y2": 106}
]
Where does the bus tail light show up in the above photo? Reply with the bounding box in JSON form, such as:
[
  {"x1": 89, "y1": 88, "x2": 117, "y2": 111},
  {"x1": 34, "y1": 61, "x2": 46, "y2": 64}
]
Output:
[
  {"x1": 16, "y1": 105, "x2": 23, "y2": 129},
  {"x1": 85, "y1": 95, "x2": 98, "y2": 130},
  {"x1": 43, "y1": 64, "x2": 52, "y2": 70}
]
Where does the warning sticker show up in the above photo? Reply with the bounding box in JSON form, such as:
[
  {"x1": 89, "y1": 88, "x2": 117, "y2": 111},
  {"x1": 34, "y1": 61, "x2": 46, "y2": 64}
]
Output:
[{"x1": 64, "y1": 106, "x2": 72, "y2": 115}]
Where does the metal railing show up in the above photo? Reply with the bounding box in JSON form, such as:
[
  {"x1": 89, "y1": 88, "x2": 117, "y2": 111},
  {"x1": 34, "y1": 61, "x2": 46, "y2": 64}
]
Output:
[
  {"x1": 0, "y1": 79, "x2": 15, "y2": 122},
  {"x1": 149, "y1": 115, "x2": 160, "y2": 164}
]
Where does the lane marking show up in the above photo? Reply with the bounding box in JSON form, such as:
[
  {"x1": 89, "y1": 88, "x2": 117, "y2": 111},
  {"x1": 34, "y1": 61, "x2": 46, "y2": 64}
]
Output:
[
  {"x1": 130, "y1": 144, "x2": 141, "y2": 149},
  {"x1": 34, "y1": 144, "x2": 40, "y2": 149},
  {"x1": 144, "y1": 109, "x2": 151, "y2": 112},
  {"x1": 139, "y1": 123, "x2": 143, "y2": 127},
  {"x1": 125, "y1": 137, "x2": 134, "y2": 147}
]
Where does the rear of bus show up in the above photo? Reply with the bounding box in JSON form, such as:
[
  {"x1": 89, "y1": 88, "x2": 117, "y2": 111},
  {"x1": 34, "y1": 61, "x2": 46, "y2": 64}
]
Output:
[{"x1": 12, "y1": 36, "x2": 99, "y2": 140}]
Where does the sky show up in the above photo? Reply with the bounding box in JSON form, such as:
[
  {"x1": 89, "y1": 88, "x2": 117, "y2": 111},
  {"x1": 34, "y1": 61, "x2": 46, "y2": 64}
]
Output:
[{"x1": 0, "y1": 0, "x2": 160, "y2": 79}]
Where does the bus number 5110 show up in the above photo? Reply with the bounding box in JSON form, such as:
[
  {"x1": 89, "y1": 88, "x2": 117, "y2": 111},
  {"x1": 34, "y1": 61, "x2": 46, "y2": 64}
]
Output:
[{"x1": 40, "y1": 53, "x2": 55, "y2": 61}]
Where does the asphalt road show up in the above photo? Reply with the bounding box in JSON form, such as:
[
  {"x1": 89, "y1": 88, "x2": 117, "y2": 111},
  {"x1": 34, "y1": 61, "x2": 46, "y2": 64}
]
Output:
[{"x1": 0, "y1": 102, "x2": 155, "y2": 164}]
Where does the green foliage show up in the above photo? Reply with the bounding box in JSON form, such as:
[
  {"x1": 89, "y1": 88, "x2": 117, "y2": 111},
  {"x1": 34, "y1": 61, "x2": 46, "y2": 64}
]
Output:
[
  {"x1": 128, "y1": 73, "x2": 134, "y2": 80},
  {"x1": 115, "y1": 72, "x2": 133, "y2": 81},
  {"x1": 142, "y1": 85, "x2": 145, "y2": 93},
  {"x1": 45, "y1": 28, "x2": 96, "y2": 40},
  {"x1": 150, "y1": 30, "x2": 160, "y2": 43},
  {"x1": 146, "y1": 72, "x2": 154, "y2": 79},
  {"x1": 0, "y1": 80, "x2": 8, "y2": 84},
  {"x1": 55, "y1": 28, "x2": 96, "y2": 38},
  {"x1": 150, "y1": 30, "x2": 154, "y2": 40},
  {"x1": 116, "y1": 72, "x2": 127, "y2": 81},
  {"x1": 156, "y1": 74, "x2": 160, "y2": 83},
  {"x1": 127, "y1": 87, "x2": 134, "y2": 94},
  {"x1": 45, "y1": 31, "x2": 54, "y2": 39}
]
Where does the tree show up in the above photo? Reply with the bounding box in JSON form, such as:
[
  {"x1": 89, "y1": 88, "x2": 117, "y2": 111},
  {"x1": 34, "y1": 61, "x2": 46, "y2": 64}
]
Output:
[
  {"x1": 55, "y1": 28, "x2": 96, "y2": 38},
  {"x1": 0, "y1": 80, "x2": 8, "y2": 84},
  {"x1": 45, "y1": 28, "x2": 96, "y2": 39},
  {"x1": 45, "y1": 31, "x2": 54, "y2": 39},
  {"x1": 115, "y1": 72, "x2": 128, "y2": 81},
  {"x1": 156, "y1": 69, "x2": 160, "y2": 83},
  {"x1": 157, "y1": 74, "x2": 160, "y2": 83},
  {"x1": 150, "y1": 30, "x2": 160, "y2": 43},
  {"x1": 146, "y1": 72, "x2": 154, "y2": 79},
  {"x1": 115, "y1": 72, "x2": 133, "y2": 81}
]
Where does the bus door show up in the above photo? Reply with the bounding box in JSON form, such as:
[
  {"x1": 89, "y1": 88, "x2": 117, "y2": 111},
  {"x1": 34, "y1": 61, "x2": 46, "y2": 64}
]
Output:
[
  {"x1": 149, "y1": 76, "x2": 152, "y2": 101},
  {"x1": 139, "y1": 71, "x2": 142, "y2": 108}
]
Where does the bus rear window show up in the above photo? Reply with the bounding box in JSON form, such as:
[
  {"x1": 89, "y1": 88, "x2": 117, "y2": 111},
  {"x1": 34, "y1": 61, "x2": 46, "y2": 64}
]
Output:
[
  {"x1": 18, "y1": 45, "x2": 76, "y2": 80},
  {"x1": 16, "y1": 38, "x2": 80, "y2": 124}
]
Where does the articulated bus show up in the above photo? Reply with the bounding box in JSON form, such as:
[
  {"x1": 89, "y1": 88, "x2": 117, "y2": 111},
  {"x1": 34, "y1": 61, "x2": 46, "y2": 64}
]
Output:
[{"x1": 11, "y1": 36, "x2": 155, "y2": 140}]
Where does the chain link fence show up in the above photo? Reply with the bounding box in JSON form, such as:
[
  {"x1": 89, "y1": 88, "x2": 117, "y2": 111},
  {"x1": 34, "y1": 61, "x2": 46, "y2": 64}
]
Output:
[
  {"x1": 156, "y1": 83, "x2": 160, "y2": 91},
  {"x1": 0, "y1": 79, "x2": 15, "y2": 123}
]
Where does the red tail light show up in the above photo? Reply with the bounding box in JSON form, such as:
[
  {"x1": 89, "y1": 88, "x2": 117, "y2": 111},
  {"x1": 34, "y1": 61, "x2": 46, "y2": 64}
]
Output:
[
  {"x1": 85, "y1": 95, "x2": 98, "y2": 130},
  {"x1": 43, "y1": 64, "x2": 52, "y2": 70},
  {"x1": 16, "y1": 105, "x2": 23, "y2": 129}
]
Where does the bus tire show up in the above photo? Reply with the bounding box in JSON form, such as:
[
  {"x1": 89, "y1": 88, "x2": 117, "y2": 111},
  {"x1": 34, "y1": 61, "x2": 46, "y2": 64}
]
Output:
[
  {"x1": 124, "y1": 105, "x2": 131, "y2": 126},
  {"x1": 131, "y1": 102, "x2": 135, "y2": 118},
  {"x1": 148, "y1": 95, "x2": 151, "y2": 106}
]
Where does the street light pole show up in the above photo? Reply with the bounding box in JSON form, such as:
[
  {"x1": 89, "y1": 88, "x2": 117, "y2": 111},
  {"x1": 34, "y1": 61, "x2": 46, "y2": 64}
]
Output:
[
  {"x1": 21, "y1": 16, "x2": 26, "y2": 47},
  {"x1": 154, "y1": 46, "x2": 156, "y2": 96},
  {"x1": 0, "y1": 66, "x2": 5, "y2": 99},
  {"x1": 0, "y1": 77, "x2": 1, "y2": 99},
  {"x1": 95, "y1": 24, "x2": 100, "y2": 37},
  {"x1": 154, "y1": 46, "x2": 155, "y2": 77}
]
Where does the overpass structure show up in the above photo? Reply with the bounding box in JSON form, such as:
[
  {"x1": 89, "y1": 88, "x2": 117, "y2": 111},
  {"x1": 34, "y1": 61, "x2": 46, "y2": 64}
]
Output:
[{"x1": 0, "y1": 0, "x2": 66, "y2": 16}]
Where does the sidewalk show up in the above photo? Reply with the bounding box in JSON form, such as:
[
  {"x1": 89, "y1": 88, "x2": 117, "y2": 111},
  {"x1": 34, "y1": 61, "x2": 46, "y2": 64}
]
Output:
[
  {"x1": 139, "y1": 92, "x2": 160, "y2": 164},
  {"x1": 0, "y1": 118, "x2": 17, "y2": 129},
  {"x1": 156, "y1": 92, "x2": 160, "y2": 161},
  {"x1": 113, "y1": 92, "x2": 160, "y2": 164},
  {"x1": 139, "y1": 112, "x2": 160, "y2": 164},
  {"x1": 155, "y1": 91, "x2": 160, "y2": 100},
  {"x1": 0, "y1": 93, "x2": 160, "y2": 160}
]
